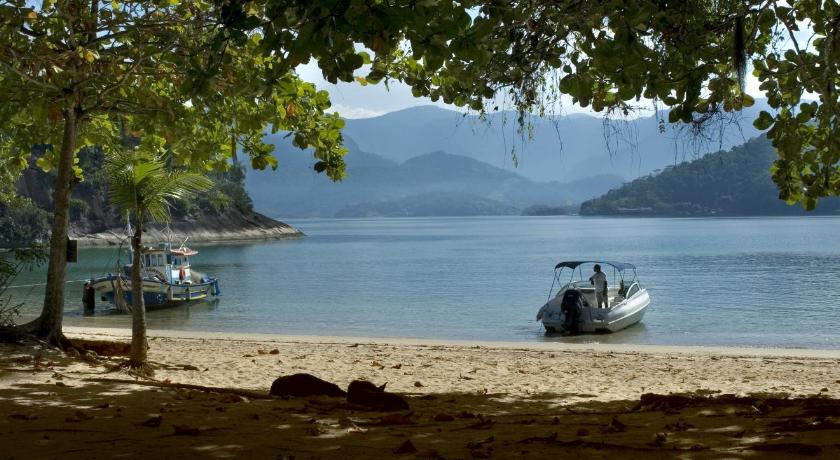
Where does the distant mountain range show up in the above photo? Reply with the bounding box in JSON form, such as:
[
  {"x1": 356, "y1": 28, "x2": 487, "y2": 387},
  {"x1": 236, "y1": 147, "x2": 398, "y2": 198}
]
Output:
[
  {"x1": 246, "y1": 102, "x2": 782, "y2": 218},
  {"x1": 334, "y1": 192, "x2": 520, "y2": 217},
  {"x1": 245, "y1": 136, "x2": 623, "y2": 218},
  {"x1": 342, "y1": 103, "x2": 772, "y2": 183},
  {"x1": 580, "y1": 136, "x2": 840, "y2": 216}
]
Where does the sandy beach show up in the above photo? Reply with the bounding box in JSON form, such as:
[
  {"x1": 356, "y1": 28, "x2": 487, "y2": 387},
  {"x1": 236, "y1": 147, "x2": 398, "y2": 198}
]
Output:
[
  {"x1": 60, "y1": 327, "x2": 840, "y2": 401},
  {"x1": 2, "y1": 327, "x2": 840, "y2": 458}
]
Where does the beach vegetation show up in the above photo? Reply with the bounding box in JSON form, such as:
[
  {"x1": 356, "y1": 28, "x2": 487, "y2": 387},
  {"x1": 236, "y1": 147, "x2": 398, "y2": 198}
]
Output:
[
  {"x1": 0, "y1": 247, "x2": 46, "y2": 332},
  {"x1": 0, "y1": 199, "x2": 50, "y2": 248},
  {"x1": 0, "y1": 0, "x2": 346, "y2": 347},
  {"x1": 105, "y1": 147, "x2": 212, "y2": 371}
]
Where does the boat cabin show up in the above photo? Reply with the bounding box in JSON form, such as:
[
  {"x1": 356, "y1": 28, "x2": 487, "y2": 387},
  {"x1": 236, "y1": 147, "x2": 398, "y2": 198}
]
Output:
[
  {"x1": 551, "y1": 261, "x2": 642, "y2": 308},
  {"x1": 138, "y1": 243, "x2": 198, "y2": 284},
  {"x1": 561, "y1": 281, "x2": 640, "y2": 308}
]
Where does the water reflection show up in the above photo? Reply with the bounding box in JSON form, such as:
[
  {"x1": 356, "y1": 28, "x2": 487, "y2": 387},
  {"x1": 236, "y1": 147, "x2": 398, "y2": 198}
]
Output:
[
  {"x1": 66, "y1": 298, "x2": 221, "y2": 330},
  {"x1": 538, "y1": 322, "x2": 651, "y2": 345}
]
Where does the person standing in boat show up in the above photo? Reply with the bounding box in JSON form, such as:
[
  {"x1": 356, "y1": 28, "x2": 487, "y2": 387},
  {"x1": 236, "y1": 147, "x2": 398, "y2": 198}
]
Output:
[{"x1": 589, "y1": 264, "x2": 608, "y2": 308}]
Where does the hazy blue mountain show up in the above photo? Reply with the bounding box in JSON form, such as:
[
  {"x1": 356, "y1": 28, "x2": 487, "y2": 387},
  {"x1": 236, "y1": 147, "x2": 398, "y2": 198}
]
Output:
[
  {"x1": 521, "y1": 204, "x2": 578, "y2": 216},
  {"x1": 342, "y1": 103, "x2": 772, "y2": 183},
  {"x1": 580, "y1": 136, "x2": 840, "y2": 216},
  {"x1": 334, "y1": 192, "x2": 520, "y2": 217},
  {"x1": 245, "y1": 136, "x2": 624, "y2": 218}
]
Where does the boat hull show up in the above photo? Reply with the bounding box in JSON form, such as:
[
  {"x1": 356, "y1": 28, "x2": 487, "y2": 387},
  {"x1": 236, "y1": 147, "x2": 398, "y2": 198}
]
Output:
[
  {"x1": 86, "y1": 274, "x2": 220, "y2": 310},
  {"x1": 537, "y1": 289, "x2": 650, "y2": 334}
]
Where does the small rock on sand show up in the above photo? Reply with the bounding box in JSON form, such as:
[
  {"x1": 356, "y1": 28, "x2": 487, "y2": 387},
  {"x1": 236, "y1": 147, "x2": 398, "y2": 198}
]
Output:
[
  {"x1": 270, "y1": 373, "x2": 346, "y2": 398},
  {"x1": 347, "y1": 380, "x2": 409, "y2": 411},
  {"x1": 392, "y1": 439, "x2": 417, "y2": 454}
]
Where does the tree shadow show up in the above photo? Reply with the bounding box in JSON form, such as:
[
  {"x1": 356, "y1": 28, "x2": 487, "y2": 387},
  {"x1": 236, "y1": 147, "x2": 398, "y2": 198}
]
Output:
[{"x1": 2, "y1": 371, "x2": 840, "y2": 459}]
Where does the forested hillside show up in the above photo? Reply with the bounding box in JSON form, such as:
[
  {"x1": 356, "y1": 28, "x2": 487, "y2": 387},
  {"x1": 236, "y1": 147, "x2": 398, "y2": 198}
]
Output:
[
  {"x1": 580, "y1": 137, "x2": 840, "y2": 216},
  {"x1": 1, "y1": 147, "x2": 290, "y2": 247}
]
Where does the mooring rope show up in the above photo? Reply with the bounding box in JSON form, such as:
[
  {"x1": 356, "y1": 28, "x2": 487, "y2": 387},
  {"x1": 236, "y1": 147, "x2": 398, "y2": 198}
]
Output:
[{"x1": 5, "y1": 279, "x2": 90, "y2": 289}]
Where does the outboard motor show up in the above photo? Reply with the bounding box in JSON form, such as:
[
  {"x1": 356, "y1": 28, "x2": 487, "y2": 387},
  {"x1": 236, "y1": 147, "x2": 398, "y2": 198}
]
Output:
[
  {"x1": 560, "y1": 289, "x2": 584, "y2": 334},
  {"x1": 82, "y1": 281, "x2": 95, "y2": 315}
]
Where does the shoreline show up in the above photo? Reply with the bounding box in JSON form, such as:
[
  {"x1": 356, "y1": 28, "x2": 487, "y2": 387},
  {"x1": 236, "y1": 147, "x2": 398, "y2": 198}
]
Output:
[
  {"x1": 63, "y1": 326, "x2": 840, "y2": 359},
  {"x1": 71, "y1": 229, "x2": 304, "y2": 247},
  {"x1": 69, "y1": 211, "x2": 304, "y2": 247}
]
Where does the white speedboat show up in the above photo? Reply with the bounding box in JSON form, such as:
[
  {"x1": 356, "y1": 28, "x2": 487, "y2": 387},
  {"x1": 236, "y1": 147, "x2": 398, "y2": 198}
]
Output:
[{"x1": 536, "y1": 261, "x2": 650, "y2": 334}]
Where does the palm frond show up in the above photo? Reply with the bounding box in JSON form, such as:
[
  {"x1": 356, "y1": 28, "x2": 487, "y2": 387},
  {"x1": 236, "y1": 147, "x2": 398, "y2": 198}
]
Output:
[{"x1": 105, "y1": 148, "x2": 214, "y2": 224}]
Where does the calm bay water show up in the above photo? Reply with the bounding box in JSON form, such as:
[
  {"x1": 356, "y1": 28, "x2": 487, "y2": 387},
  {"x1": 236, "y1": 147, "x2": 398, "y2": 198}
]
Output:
[{"x1": 9, "y1": 216, "x2": 840, "y2": 349}]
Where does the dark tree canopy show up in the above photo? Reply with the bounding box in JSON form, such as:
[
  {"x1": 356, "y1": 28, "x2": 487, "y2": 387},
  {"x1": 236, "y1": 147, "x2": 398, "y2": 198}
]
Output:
[
  {"x1": 238, "y1": 1, "x2": 837, "y2": 209},
  {"x1": 2, "y1": 0, "x2": 838, "y2": 204}
]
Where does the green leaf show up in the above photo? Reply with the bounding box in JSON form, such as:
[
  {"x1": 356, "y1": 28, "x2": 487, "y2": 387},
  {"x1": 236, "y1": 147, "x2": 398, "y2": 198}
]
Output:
[
  {"x1": 35, "y1": 156, "x2": 53, "y2": 173},
  {"x1": 667, "y1": 109, "x2": 680, "y2": 123},
  {"x1": 754, "y1": 111, "x2": 774, "y2": 130},
  {"x1": 83, "y1": 49, "x2": 99, "y2": 63},
  {"x1": 741, "y1": 94, "x2": 755, "y2": 107}
]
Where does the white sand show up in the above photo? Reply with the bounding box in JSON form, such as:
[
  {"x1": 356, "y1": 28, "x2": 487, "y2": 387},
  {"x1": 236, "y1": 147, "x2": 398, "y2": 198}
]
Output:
[
  {"x1": 63, "y1": 327, "x2": 840, "y2": 402},
  {"x1": 2, "y1": 327, "x2": 840, "y2": 458}
]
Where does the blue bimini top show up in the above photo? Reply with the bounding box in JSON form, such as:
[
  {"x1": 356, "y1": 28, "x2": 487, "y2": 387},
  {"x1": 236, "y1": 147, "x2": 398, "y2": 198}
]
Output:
[{"x1": 554, "y1": 261, "x2": 636, "y2": 272}]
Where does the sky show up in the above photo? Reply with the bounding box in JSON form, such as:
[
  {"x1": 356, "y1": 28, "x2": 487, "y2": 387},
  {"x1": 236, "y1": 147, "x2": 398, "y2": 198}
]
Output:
[
  {"x1": 297, "y1": 60, "x2": 767, "y2": 121},
  {"x1": 297, "y1": 18, "x2": 820, "y2": 121}
]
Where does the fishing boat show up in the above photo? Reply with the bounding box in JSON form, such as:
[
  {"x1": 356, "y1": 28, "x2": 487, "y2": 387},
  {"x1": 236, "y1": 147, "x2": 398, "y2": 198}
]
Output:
[
  {"x1": 535, "y1": 261, "x2": 650, "y2": 334},
  {"x1": 82, "y1": 241, "x2": 220, "y2": 313}
]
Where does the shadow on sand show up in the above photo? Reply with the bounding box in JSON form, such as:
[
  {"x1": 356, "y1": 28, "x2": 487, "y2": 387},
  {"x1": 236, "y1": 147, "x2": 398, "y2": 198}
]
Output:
[{"x1": 2, "y1": 355, "x2": 839, "y2": 459}]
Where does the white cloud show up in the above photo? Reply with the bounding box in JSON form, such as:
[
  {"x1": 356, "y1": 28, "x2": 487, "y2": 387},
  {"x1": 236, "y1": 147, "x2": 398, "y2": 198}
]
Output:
[
  {"x1": 328, "y1": 104, "x2": 385, "y2": 119},
  {"x1": 296, "y1": 60, "x2": 453, "y2": 115},
  {"x1": 297, "y1": 60, "x2": 770, "y2": 121}
]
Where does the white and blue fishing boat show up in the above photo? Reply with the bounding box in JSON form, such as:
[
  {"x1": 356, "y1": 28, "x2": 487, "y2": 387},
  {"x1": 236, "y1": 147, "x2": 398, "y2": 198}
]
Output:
[{"x1": 82, "y1": 241, "x2": 220, "y2": 313}]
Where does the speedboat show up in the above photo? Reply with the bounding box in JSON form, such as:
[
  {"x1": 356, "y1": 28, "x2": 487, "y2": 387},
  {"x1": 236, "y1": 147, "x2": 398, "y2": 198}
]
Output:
[
  {"x1": 82, "y1": 242, "x2": 220, "y2": 313},
  {"x1": 536, "y1": 261, "x2": 650, "y2": 334}
]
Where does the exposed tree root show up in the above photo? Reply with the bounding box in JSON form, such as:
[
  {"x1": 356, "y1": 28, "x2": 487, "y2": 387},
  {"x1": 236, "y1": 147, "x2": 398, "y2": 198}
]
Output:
[
  {"x1": 83, "y1": 377, "x2": 274, "y2": 400},
  {"x1": 49, "y1": 331, "x2": 77, "y2": 351},
  {"x1": 0, "y1": 319, "x2": 80, "y2": 353},
  {"x1": 105, "y1": 359, "x2": 156, "y2": 378},
  {"x1": 0, "y1": 327, "x2": 26, "y2": 344},
  {"x1": 71, "y1": 338, "x2": 131, "y2": 357}
]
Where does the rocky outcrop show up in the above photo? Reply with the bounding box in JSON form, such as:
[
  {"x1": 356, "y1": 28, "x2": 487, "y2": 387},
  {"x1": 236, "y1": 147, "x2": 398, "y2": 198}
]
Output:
[
  {"x1": 13, "y1": 152, "x2": 303, "y2": 248},
  {"x1": 70, "y1": 208, "x2": 302, "y2": 246}
]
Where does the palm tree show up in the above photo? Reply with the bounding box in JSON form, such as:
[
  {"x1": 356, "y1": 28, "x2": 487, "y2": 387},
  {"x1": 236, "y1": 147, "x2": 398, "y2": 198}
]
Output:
[{"x1": 106, "y1": 149, "x2": 212, "y2": 371}]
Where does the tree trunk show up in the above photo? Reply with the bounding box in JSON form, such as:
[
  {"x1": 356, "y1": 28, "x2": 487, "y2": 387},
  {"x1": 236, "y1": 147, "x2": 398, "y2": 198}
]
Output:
[
  {"x1": 230, "y1": 132, "x2": 239, "y2": 165},
  {"x1": 128, "y1": 216, "x2": 148, "y2": 368},
  {"x1": 25, "y1": 109, "x2": 79, "y2": 346}
]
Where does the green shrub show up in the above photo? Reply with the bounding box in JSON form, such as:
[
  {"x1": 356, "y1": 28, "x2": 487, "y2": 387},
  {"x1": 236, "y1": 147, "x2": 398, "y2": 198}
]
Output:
[
  {"x1": 0, "y1": 200, "x2": 50, "y2": 248},
  {"x1": 69, "y1": 198, "x2": 89, "y2": 220},
  {"x1": 0, "y1": 246, "x2": 46, "y2": 328}
]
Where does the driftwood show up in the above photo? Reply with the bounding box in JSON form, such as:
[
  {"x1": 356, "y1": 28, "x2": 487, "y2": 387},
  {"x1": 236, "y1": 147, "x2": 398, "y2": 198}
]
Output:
[
  {"x1": 83, "y1": 377, "x2": 273, "y2": 400},
  {"x1": 0, "y1": 367, "x2": 44, "y2": 373}
]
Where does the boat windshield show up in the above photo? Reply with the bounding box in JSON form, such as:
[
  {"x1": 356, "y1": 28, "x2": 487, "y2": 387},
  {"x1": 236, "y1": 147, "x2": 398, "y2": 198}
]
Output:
[
  {"x1": 546, "y1": 261, "x2": 639, "y2": 302},
  {"x1": 559, "y1": 262, "x2": 635, "y2": 284}
]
